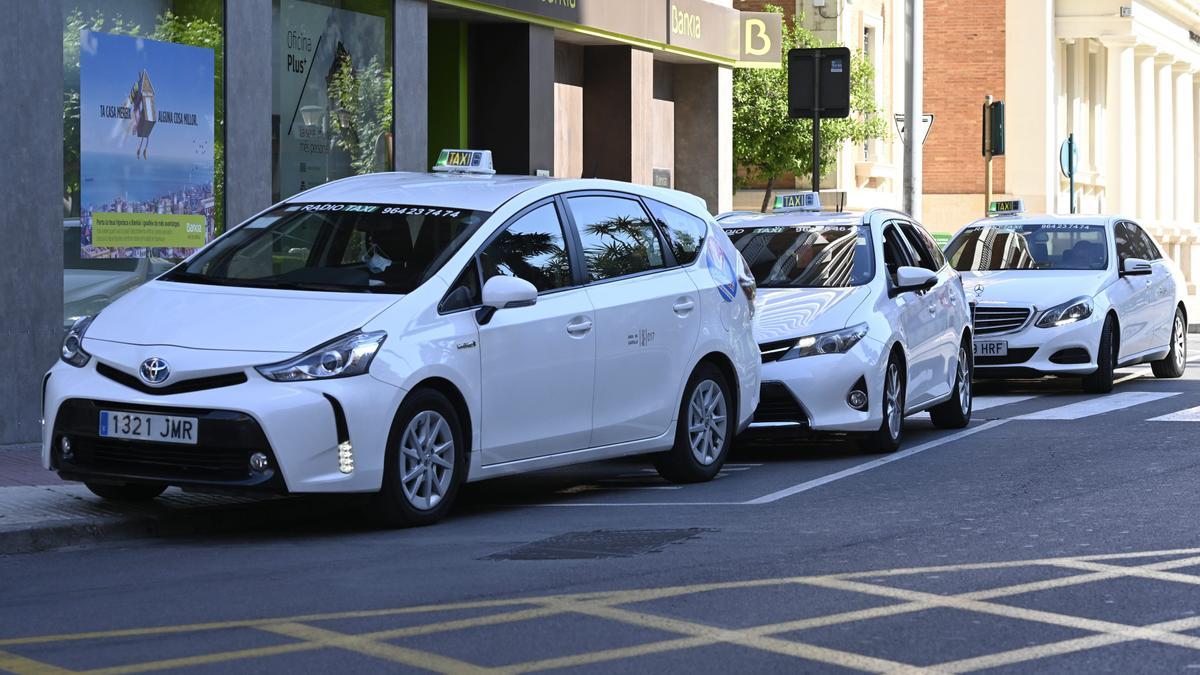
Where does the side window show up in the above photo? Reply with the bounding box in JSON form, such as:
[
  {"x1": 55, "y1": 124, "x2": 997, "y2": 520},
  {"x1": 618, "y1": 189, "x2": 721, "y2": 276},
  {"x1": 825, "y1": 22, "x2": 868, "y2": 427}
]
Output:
[
  {"x1": 645, "y1": 199, "x2": 707, "y2": 265},
  {"x1": 903, "y1": 222, "x2": 946, "y2": 270},
  {"x1": 1129, "y1": 223, "x2": 1162, "y2": 261},
  {"x1": 882, "y1": 224, "x2": 917, "y2": 285},
  {"x1": 479, "y1": 203, "x2": 573, "y2": 293},
  {"x1": 566, "y1": 195, "x2": 666, "y2": 282},
  {"x1": 440, "y1": 259, "x2": 481, "y2": 312},
  {"x1": 1115, "y1": 222, "x2": 1139, "y2": 264}
]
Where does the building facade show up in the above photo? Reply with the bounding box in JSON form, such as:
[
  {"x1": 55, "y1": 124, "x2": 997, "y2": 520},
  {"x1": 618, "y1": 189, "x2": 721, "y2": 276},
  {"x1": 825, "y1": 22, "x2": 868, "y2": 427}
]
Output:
[{"x1": 0, "y1": 0, "x2": 780, "y2": 446}]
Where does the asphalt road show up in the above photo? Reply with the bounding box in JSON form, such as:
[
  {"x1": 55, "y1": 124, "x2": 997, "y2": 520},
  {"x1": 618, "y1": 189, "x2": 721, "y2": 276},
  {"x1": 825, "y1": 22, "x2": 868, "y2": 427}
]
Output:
[{"x1": 4, "y1": 338, "x2": 1200, "y2": 674}]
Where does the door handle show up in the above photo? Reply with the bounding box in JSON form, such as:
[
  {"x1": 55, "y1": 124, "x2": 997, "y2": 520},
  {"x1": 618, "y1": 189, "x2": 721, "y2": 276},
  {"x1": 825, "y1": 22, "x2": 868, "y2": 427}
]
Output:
[
  {"x1": 673, "y1": 298, "x2": 696, "y2": 316},
  {"x1": 566, "y1": 318, "x2": 593, "y2": 336},
  {"x1": 928, "y1": 305, "x2": 937, "y2": 315}
]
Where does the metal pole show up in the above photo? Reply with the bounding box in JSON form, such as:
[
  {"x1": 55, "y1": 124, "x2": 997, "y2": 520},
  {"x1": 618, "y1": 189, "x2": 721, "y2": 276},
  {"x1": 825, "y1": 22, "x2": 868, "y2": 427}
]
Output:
[
  {"x1": 903, "y1": 0, "x2": 923, "y2": 219},
  {"x1": 1068, "y1": 133, "x2": 1076, "y2": 214},
  {"x1": 812, "y1": 54, "x2": 821, "y2": 194},
  {"x1": 984, "y1": 95, "x2": 993, "y2": 216}
]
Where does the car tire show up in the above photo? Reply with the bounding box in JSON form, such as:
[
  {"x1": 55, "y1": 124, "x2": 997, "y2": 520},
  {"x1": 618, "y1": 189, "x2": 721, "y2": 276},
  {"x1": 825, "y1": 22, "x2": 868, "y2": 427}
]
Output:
[
  {"x1": 654, "y1": 362, "x2": 733, "y2": 484},
  {"x1": 370, "y1": 388, "x2": 467, "y2": 528},
  {"x1": 930, "y1": 341, "x2": 973, "y2": 430},
  {"x1": 1082, "y1": 316, "x2": 1117, "y2": 394},
  {"x1": 85, "y1": 481, "x2": 166, "y2": 502},
  {"x1": 861, "y1": 356, "x2": 905, "y2": 453},
  {"x1": 1151, "y1": 308, "x2": 1187, "y2": 379}
]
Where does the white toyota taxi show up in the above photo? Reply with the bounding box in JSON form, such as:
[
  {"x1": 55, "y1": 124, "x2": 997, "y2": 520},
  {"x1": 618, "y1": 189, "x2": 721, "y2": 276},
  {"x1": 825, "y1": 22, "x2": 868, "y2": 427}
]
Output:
[
  {"x1": 46, "y1": 150, "x2": 760, "y2": 526},
  {"x1": 720, "y1": 193, "x2": 973, "y2": 453},
  {"x1": 945, "y1": 201, "x2": 1188, "y2": 392}
]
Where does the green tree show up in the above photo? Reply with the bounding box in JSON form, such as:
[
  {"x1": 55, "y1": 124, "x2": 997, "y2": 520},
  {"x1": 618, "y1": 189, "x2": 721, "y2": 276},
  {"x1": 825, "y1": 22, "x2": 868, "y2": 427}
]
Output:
[
  {"x1": 733, "y1": 5, "x2": 887, "y2": 212},
  {"x1": 328, "y1": 56, "x2": 394, "y2": 176}
]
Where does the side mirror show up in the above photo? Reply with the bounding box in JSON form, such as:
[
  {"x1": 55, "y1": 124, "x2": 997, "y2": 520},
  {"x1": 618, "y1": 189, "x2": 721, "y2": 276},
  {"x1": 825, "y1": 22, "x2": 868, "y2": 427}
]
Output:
[
  {"x1": 477, "y1": 275, "x2": 538, "y2": 325},
  {"x1": 1120, "y1": 257, "x2": 1152, "y2": 277},
  {"x1": 891, "y1": 266, "x2": 938, "y2": 297}
]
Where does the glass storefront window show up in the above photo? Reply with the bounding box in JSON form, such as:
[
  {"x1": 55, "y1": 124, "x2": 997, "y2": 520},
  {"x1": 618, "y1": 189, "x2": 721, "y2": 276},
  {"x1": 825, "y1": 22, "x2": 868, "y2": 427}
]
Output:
[
  {"x1": 272, "y1": 0, "x2": 394, "y2": 202},
  {"x1": 62, "y1": 0, "x2": 224, "y2": 328}
]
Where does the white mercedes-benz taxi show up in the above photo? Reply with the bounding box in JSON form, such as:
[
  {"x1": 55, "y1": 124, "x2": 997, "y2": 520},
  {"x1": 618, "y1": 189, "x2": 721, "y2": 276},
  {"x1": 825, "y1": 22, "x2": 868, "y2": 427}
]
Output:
[
  {"x1": 719, "y1": 193, "x2": 973, "y2": 453},
  {"x1": 45, "y1": 150, "x2": 760, "y2": 526},
  {"x1": 945, "y1": 200, "x2": 1188, "y2": 393}
]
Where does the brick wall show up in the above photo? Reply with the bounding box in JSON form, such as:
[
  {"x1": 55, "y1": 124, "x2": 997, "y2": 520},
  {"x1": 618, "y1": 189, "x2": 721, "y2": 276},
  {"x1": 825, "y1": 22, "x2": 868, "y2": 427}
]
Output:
[{"x1": 923, "y1": 0, "x2": 1006, "y2": 194}]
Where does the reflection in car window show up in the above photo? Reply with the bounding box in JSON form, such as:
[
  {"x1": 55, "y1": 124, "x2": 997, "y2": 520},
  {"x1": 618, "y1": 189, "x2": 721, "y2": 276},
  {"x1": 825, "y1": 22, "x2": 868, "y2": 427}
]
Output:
[
  {"x1": 163, "y1": 204, "x2": 489, "y2": 294},
  {"x1": 1119, "y1": 222, "x2": 1161, "y2": 262},
  {"x1": 479, "y1": 203, "x2": 572, "y2": 292},
  {"x1": 946, "y1": 223, "x2": 1109, "y2": 271},
  {"x1": 645, "y1": 199, "x2": 707, "y2": 265},
  {"x1": 882, "y1": 225, "x2": 917, "y2": 285},
  {"x1": 902, "y1": 222, "x2": 945, "y2": 271},
  {"x1": 725, "y1": 223, "x2": 874, "y2": 288},
  {"x1": 566, "y1": 196, "x2": 666, "y2": 282}
]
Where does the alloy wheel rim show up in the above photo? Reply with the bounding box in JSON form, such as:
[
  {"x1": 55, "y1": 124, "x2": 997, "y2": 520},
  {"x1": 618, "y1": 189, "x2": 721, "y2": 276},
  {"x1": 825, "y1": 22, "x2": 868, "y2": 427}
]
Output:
[
  {"x1": 688, "y1": 379, "x2": 727, "y2": 466},
  {"x1": 398, "y1": 410, "x2": 454, "y2": 511},
  {"x1": 958, "y1": 347, "x2": 971, "y2": 415},
  {"x1": 1175, "y1": 316, "x2": 1187, "y2": 368},
  {"x1": 886, "y1": 364, "x2": 902, "y2": 440}
]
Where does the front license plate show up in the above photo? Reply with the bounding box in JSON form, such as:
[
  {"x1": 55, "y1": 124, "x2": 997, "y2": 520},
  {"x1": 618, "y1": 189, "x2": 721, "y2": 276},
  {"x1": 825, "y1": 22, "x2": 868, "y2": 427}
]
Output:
[
  {"x1": 99, "y1": 410, "x2": 198, "y2": 445},
  {"x1": 973, "y1": 340, "x2": 1009, "y2": 357}
]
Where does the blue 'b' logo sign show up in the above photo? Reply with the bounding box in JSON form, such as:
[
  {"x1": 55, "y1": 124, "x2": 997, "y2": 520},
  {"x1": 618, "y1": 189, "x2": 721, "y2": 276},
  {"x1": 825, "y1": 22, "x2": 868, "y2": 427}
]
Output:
[{"x1": 706, "y1": 239, "x2": 737, "y2": 303}]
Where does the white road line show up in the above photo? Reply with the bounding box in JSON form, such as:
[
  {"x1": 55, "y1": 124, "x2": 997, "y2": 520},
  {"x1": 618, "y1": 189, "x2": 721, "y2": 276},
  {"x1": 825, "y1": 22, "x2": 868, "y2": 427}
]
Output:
[
  {"x1": 1014, "y1": 391, "x2": 1181, "y2": 421},
  {"x1": 1149, "y1": 406, "x2": 1200, "y2": 422},
  {"x1": 911, "y1": 394, "x2": 1042, "y2": 420},
  {"x1": 742, "y1": 420, "x2": 1008, "y2": 505}
]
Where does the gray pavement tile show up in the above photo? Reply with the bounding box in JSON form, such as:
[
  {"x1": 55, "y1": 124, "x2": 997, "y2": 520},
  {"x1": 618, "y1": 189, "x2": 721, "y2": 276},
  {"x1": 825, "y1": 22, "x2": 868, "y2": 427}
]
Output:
[
  {"x1": 621, "y1": 583, "x2": 901, "y2": 630},
  {"x1": 994, "y1": 576, "x2": 1200, "y2": 627}
]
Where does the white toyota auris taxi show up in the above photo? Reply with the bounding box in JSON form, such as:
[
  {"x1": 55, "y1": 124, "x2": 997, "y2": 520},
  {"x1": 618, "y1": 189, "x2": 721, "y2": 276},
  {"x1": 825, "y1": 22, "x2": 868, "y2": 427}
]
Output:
[
  {"x1": 46, "y1": 150, "x2": 760, "y2": 526},
  {"x1": 719, "y1": 193, "x2": 973, "y2": 453},
  {"x1": 945, "y1": 201, "x2": 1188, "y2": 392}
]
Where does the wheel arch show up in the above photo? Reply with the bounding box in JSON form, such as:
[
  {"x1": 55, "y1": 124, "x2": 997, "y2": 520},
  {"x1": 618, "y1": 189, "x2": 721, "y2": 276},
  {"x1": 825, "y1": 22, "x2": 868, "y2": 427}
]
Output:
[
  {"x1": 403, "y1": 377, "x2": 473, "y2": 474},
  {"x1": 695, "y1": 351, "x2": 740, "y2": 427}
]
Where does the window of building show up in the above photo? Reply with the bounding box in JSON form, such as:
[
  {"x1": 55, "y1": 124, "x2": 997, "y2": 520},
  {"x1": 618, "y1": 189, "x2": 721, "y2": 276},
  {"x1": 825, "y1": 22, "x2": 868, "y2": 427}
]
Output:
[
  {"x1": 566, "y1": 196, "x2": 666, "y2": 282},
  {"x1": 272, "y1": 0, "x2": 394, "y2": 203},
  {"x1": 62, "y1": 0, "x2": 225, "y2": 328}
]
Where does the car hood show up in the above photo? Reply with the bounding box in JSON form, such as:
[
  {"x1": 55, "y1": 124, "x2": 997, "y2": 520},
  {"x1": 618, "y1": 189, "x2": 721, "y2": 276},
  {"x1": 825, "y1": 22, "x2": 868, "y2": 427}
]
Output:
[
  {"x1": 753, "y1": 286, "x2": 870, "y2": 343},
  {"x1": 85, "y1": 281, "x2": 402, "y2": 353},
  {"x1": 962, "y1": 270, "x2": 1109, "y2": 309}
]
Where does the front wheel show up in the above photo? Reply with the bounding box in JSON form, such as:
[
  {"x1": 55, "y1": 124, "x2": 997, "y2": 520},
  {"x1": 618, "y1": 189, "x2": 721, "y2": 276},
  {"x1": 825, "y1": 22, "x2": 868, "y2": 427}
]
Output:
[
  {"x1": 861, "y1": 357, "x2": 905, "y2": 453},
  {"x1": 1151, "y1": 308, "x2": 1187, "y2": 379},
  {"x1": 655, "y1": 363, "x2": 733, "y2": 483},
  {"x1": 929, "y1": 342, "x2": 973, "y2": 429},
  {"x1": 369, "y1": 389, "x2": 466, "y2": 528},
  {"x1": 1082, "y1": 316, "x2": 1117, "y2": 393},
  {"x1": 85, "y1": 481, "x2": 166, "y2": 502}
]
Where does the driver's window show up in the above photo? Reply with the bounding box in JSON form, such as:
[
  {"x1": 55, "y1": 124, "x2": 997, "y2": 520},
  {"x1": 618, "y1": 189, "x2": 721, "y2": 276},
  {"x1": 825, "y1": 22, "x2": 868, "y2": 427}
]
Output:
[
  {"x1": 882, "y1": 224, "x2": 916, "y2": 285},
  {"x1": 479, "y1": 202, "x2": 573, "y2": 292},
  {"x1": 1115, "y1": 222, "x2": 1139, "y2": 264}
]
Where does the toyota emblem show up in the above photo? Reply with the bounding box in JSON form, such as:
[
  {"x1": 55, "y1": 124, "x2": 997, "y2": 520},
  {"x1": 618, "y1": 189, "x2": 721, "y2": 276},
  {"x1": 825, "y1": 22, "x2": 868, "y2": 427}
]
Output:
[{"x1": 139, "y1": 357, "x2": 170, "y2": 385}]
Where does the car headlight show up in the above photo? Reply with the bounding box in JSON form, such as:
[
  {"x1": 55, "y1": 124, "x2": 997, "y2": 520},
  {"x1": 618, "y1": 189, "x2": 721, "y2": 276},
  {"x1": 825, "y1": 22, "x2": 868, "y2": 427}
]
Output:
[
  {"x1": 779, "y1": 323, "x2": 869, "y2": 361},
  {"x1": 256, "y1": 331, "x2": 387, "y2": 382},
  {"x1": 61, "y1": 315, "x2": 94, "y2": 368},
  {"x1": 1035, "y1": 296, "x2": 1094, "y2": 328}
]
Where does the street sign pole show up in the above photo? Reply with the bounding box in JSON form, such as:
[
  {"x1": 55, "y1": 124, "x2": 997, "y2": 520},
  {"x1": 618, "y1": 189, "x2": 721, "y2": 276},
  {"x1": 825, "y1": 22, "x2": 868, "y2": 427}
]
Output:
[
  {"x1": 983, "y1": 95, "x2": 993, "y2": 216},
  {"x1": 812, "y1": 53, "x2": 821, "y2": 194},
  {"x1": 1068, "y1": 133, "x2": 1076, "y2": 214}
]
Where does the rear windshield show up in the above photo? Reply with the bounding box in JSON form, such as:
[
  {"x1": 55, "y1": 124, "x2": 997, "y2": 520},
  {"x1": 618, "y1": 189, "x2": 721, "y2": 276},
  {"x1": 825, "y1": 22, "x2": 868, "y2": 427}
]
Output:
[
  {"x1": 723, "y1": 224, "x2": 874, "y2": 288},
  {"x1": 162, "y1": 203, "x2": 489, "y2": 293},
  {"x1": 947, "y1": 223, "x2": 1108, "y2": 271}
]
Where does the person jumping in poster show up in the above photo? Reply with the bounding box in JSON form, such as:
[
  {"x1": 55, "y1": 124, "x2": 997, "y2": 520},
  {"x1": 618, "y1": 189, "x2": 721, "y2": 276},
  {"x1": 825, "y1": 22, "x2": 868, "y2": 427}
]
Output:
[{"x1": 129, "y1": 70, "x2": 156, "y2": 159}]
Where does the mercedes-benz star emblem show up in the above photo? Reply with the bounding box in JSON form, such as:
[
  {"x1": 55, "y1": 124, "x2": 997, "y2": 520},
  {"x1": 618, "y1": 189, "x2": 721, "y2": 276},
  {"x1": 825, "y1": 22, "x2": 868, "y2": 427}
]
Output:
[
  {"x1": 139, "y1": 357, "x2": 170, "y2": 385},
  {"x1": 973, "y1": 284, "x2": 985, "y2": 297}
]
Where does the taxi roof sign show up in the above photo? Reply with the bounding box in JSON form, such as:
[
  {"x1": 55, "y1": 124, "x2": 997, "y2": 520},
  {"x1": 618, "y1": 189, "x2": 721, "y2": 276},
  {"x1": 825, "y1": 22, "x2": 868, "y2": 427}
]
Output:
[
  {"x1": 433, "y1": 149, "x2": 496, "y2": 175},
  {"x1": 988, "y1": 199, "x2": 1025, "y2": 216},
  {"x1": 773, "y1": 192, "x2": 822, "y2": 213}
]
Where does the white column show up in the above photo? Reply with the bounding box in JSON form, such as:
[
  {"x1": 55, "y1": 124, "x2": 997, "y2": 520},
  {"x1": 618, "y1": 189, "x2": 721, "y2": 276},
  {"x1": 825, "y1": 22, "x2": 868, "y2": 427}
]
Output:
[
  {"x1": 1103, "y1": 38, "x2": 1137, "y2": 216},
  {"x1": 1135, "y1": 48, "x2": 1158, "y2": 221},
  {"x1": 1005, "y1": 0, "x2": 1056, "y2": 214},
  {"x1": 1194, "y1": 74, "x2": 1200, "y2": 225},
  {"x1": 1174, "y1": 64, "x2": 1196, "y2": 225},
  {"x1": 1157, "y1": 55, "x2": 1176, "y2": 222}
]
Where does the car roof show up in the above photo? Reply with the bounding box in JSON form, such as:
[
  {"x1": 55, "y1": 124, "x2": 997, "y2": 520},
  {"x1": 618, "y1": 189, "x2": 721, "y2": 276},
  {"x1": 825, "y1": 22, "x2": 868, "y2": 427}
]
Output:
[
  {"x1": 286, "y1": 171, "x2": 557, "y2": 212},
  {"x1": 963, "y1": 213, "x2": 1118, "y2": 228},
  {"x1": 717, "y1": 210, "x2": 866, "y2": 229}
]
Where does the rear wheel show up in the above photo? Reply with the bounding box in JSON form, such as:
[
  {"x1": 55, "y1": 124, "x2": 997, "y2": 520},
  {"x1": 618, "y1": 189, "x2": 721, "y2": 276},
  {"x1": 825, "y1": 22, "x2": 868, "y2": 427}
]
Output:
[
  {"x1": 1082, "y1": 316, "x2": 1117, "y2": 393},
  {"x1": 655, "y1": 363, "x2": 733, "y2": 483},
  {"x1": 861, "y1": 357, "x2": 905, "y2": 453},
  {"x1": 930, "y1": 342, "x2": 973, "y2": 429},
  {"x1": 85, "y1": 482, "x2": 166, "y2": 502},
  {"x1": 1151, "y1": 308, "x2": 1187, "y2": 378}
]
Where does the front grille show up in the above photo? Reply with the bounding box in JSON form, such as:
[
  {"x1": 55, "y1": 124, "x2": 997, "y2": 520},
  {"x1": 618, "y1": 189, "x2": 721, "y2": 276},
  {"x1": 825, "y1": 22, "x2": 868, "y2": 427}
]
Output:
[
  {"x1": 97, "y1": 362, "x2": 248, "y2": 396},
  {"x1": 976, "y1": 348, "x2": 1037, "y2": 366},
  {"x1": 972, "y1": 305, "x2": 1033, "y2": 336},
  {"x1": 71, "y1": 437, "x2": 255, "y2": 480},
  {"x1": 754, "y1": 382, "x2": 809, "y2": 424},
  {"x1": 759, "y1": 339, "x2": 796, "y2": 364}
]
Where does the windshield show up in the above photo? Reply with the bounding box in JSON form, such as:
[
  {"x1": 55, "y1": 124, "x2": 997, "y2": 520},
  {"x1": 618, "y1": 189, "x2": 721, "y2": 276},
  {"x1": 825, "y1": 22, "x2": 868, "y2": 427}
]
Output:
[
  {"x1": 162, "y1": 203, "x2": 489, "y2": 293},
  {"x1": 947, "y1": 223, "x2": 1109, "y2": 271},
  {"x1": 723, "y1": 223, "x2": 874, "y2": 288}
]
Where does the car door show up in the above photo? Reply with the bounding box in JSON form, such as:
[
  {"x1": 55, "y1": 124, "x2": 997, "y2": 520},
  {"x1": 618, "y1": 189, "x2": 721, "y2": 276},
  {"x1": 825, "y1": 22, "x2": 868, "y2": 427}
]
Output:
[
  {"x1": 1129, "y1": 222, "x2": 1177, "y2": 351},
  {"x1": 473, "y1": 199, "x2": 597, "y2": 464},
  {"x1": 881, "y1": 220, "x2": 941, "y2": 409},
  {"x1": 901, "y1": 220, "x2": 962, "y2": 400},
  {"x1": 565, "y1": 193, "x2": 701, "y2": 448},
  {"x1": 1112, "y1": 221, "x2": 1155, "y2": 358}
]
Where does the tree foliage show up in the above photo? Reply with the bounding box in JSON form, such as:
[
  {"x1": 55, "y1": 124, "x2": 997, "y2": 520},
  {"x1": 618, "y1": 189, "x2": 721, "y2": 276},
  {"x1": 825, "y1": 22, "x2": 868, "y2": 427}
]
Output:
[
  {"x1": 733, "y1": 5, "x2": 887, "y2": 210},
  {"x1": 327, "y1": 56, "x2": 395, "y2": 176}
]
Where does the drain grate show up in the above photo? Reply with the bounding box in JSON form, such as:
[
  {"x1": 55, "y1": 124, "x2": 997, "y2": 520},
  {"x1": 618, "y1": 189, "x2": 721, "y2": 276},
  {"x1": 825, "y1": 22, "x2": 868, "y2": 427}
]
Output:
[{"x1": 486, "y1": 528, "x2": 713, "y2": 560}]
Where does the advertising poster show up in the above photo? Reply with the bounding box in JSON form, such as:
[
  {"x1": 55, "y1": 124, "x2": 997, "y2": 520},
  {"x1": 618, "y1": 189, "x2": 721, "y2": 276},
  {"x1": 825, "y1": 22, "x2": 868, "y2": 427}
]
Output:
[
  {"x1": 277, "y1": 0, "x2": 388, "y2": 198},
  {"x1": 79, "y1": 30, "x2": 215, "y2": 259}
]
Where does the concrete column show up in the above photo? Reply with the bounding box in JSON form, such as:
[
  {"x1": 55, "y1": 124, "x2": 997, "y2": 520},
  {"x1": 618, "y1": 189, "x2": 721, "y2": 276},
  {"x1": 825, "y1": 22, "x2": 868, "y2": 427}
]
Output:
[
  {"x1": 582, "y1": 46, "x2": 655, "y2": 184},
  {"x1": 673, "y1": 65, "x2": 733, "y2": 214},
  {"x1": 469, "y1": 24, "x2": 555, "y2": 176},
  {"x1": 225, "y1": 0, "x2": 272, "y2": 226},
  {"x1": 393, "y1": 0, "x2": 428, "y2": 172},
  {"x1": 1195, "y1": 74, "x2": 1200, "y2": 226},
  {"x1": 0, "y1": 0, "x2": 61, "y2": 445},
  {"x1": 1135, "y1": 48, "x2": 1158, "y2": 221},
  {"x1": 1004, "y1": 0, "x2": 1056, "y2": 214},
  {"x1": 1156, "y1": 56, "x2": 1175, "y2": 222},
  {"x1": 1174, "y1": 64, "x2": 1196, "y2": 225},
  {"x1": 1102, "y1": 39, "x2": 1136, "y2": 216}
]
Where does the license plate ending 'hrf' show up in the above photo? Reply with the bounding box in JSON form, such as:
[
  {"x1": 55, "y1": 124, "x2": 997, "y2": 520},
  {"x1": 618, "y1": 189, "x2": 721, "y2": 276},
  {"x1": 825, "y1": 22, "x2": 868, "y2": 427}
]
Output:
[
  {"x1": 973, "y1": 341, "x2": 1009, "y2": 357},
  {"x1": 99, "y1": 411, "x2": 198, "y2": 445}
]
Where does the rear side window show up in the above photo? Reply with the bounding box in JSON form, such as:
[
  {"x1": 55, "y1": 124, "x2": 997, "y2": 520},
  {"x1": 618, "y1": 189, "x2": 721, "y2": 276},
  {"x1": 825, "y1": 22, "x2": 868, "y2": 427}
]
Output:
[
  {"x1": 566, "y1": 195, "x2": 666, "y2": 282},
  {"x1": 646, "y1": 199, "x2": 707, "y2": 265},
  {"x1": 479, "y1": 203, "x2": 573, "y2": 292}
]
